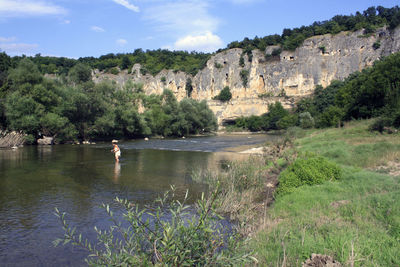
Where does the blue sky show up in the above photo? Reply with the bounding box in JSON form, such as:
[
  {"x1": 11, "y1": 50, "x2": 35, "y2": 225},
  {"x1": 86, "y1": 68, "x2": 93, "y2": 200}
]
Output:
[{"x1": 0, "y1": 0, "x2": 398, "y2": 58}]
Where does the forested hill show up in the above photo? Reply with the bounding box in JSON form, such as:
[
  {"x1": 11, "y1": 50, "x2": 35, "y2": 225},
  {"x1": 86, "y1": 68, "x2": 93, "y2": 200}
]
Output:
[{"x1": 0, "y1": 5, "x2": 399, "y2": 80}]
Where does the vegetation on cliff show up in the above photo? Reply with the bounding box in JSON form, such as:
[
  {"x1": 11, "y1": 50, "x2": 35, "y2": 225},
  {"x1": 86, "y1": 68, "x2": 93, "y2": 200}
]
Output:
[
  {"x1": 225, "y1": 5, "x2": 400, "y2": 53},
  {"x1": 0, "y1": 58, "x2": 217, "y2": 143},
  {"x1": 233, "y1": 50, "x2": 400, "y2": 132}
]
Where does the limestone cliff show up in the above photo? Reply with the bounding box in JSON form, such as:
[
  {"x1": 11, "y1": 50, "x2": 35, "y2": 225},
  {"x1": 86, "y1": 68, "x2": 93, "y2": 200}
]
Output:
[{"x1": 93, "y1": 27, "x2": 400, "y2": 125}]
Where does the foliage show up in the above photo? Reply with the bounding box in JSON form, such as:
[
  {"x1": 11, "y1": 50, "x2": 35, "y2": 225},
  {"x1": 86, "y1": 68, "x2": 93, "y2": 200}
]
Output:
[
  {"x1": 185, "y1": 78, "x2": 193, "y2": 97},
  {"x1": 214, "y1": 62, "x2": 223, "y2": 69},
  {"x1": 1, "y1": 60, "x2": 217, "y2": 142},
  {"x1": 271, "y1": 48, "x2": 282, "y2": 56},
  {"x1": 373, "y1": 40, "x2": 381, "y2": 49},
  {"x1": 249, "y1": 120, "x2": 400, "y2": 265},
  {"x1": 2, "y1": 6, "x2": 399, "y2": 80},
  {"x1": 239, "y1": 55, "x2": 245, "y2": 67},
  {"x1": 233, "y1": 102, "x2": 297, "y2": 131},
  {"x1": 192, "y1": 156, "x2": 271, "y2": 230},
  {"x1": 299, "y1": 112, "x2": 315, "y2": 129},
  {"x1": 240, "y1": 70, "x2": 249, "y2": 87},
  {"x1": 213, "y1": 86, "x2": 232, "y2": 102},
  {"x1": 276, "y1": 155, "x2": 342, "y2": 196},
  {"x1": 276, "y1": 114, "x2": 298, "y2": 130},
  {"x1": 316, "y1": 106, "x2": 344, "y2": 128},
  {"x1": 224, "y1": 6, "x2": 400, "y2": 53},
  {"x1": 54, "y1": 186, "x2": 256, "y2": 266},
  {"x1": 68, "y1": 63, "x2": 92, "y2": 84},
  {"x1": 262, "y1": 102, "x2": 290, "y2": 130},
  {"x1": 293, "y1": 52, "x2": 400, "y2": 130}
]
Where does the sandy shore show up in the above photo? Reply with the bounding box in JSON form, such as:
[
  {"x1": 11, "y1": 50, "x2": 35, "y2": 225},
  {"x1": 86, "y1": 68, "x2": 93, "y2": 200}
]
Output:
[{"x1": 238, "y1": 146, "x2": 267, "y2": 154}]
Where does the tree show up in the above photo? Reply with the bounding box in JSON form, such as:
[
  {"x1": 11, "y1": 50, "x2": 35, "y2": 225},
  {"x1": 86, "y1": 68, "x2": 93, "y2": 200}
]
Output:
[
  {"x1": 213, "y1": 86, "x2": 232, "y2": 102},
  {"x1": 185, "y1": 78, "x2": 193, "y2": 97},
  {"x1": 262, "y1": 102, "x2": 289, "y2": 130},
  {"x1": 120, "y1": 55, "x2": 131, "y2": 70},
  {"x1": 68, "y1": 63, "x2": 92, "y2": 84}
]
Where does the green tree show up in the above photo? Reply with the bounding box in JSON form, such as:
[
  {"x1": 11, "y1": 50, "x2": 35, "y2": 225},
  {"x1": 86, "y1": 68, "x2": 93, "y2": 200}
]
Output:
[
  {"x1": 262, "y1": 102, "x2": 289, "y2": 130},
  {"x1": 213, "y1": 86, "x2": 232, "y2": 102},
  {"x1": 68, "y1": 63, "x2": 92, "y2": 84}
]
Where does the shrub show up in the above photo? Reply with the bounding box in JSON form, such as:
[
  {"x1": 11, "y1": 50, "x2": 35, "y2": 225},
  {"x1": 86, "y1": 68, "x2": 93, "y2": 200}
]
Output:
[
  {"x1": 109, "y1": 67, "x2": 119, "y2": 75},
  {"x1": 299, "y1": 112, "x2": 315, "y2": 129},
  {"x1": 276, "y1": 156, "x2": 342, "y2": 196},
  {"x1": 262, "y1": 102, "x2": 289, "y2": 130},
  {"x1": 369, "y1": 117, "x2": 393, "y2": 133},
  {"x1": 240, "y1": 70, "x2": 249, "y2": 87},
  {"x1": 316, "y1": 106, "x2": 344, "y2": 128},
  {"x1": 185, "y1": 78, "x2": 193, "y2": 97},
  {"x1": 214, "y1": 62, "x2": 223, "y2": 69},
  {"x1": 271, "y1": 48, "x2": 282, "y2": 56},
  {"x1": 276, "y1": 114, "x2": 298, "y2": 130},
  {"x1": 239, "y1": 55, "x2": 245, "y2": 67},
  {"x1": 213, "y1": 86, "x2": 232, "y2": 102},
  {"x1": 373, "y1": 40, "x2": 381, "y2": 50},
  {"x1": 54, "y1": 186, "x2": 256, "y2": 266}
]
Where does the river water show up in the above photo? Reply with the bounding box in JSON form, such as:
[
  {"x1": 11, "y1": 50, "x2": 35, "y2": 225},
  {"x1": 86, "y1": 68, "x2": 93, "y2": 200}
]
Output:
[{"x1": 0, "y1": 134, "x2": 277, "y2": 266}]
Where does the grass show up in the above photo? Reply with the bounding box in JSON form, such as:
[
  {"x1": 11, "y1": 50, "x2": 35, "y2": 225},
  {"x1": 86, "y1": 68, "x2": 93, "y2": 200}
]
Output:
[
  {"x1": 296, "y1": 120, "x2": 400, "y2": 168},
  {"x1": 246, "y1": 119, "x2": 400, "y2": 266}
]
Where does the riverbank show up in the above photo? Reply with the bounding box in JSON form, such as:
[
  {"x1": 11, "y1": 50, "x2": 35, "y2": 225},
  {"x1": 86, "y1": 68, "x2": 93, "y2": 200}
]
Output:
[{"x1": 226, "y1": 119, "x2": 400, "y2": 266}]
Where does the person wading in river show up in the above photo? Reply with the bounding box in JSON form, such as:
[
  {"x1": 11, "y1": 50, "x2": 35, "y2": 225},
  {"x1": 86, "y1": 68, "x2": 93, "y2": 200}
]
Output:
[{"x1": 111, "y1": 140, "x2": 121, "y2": 162}]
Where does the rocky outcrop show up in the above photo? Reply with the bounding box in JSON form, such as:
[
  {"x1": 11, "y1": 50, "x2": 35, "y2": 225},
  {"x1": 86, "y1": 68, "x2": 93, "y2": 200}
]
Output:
[
  {"x1": 37, "y1": 136, "x2": 54, "y2": 145},
  {"x1": 94, "y1": 27, "x2": 400, "y2": 125},
  {"x1": 0, "y1": 130, "x2": 26, "y2": 148}
]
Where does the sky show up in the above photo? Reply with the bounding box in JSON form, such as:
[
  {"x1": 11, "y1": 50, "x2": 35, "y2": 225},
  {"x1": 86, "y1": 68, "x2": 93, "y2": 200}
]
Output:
[{"x1": 0, "y1": 0, "x2": 399, "y2": 58}]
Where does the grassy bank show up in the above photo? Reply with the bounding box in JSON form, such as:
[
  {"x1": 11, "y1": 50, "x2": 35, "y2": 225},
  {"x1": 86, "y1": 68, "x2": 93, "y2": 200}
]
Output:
[{"x1": 248, "y1": 120, "x2": 400, "y2": 266}]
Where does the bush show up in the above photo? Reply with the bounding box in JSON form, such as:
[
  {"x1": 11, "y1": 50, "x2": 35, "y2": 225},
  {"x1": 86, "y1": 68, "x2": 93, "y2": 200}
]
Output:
[
  {"x1": 213, "y1": 86, "x2": 232, "y2": 102},
  {"x1": 369, "y1": 117, "x2": 393, "y2": 133},
  {"x1": 262, "y1": 102, "x2": 289, "y2": 130},
  {"x1": 54, "y1": 186, "x2": 256, "y2": 266},
  {"x1": 240, "y1": 70, "x2": 249, "y2": 87},
  {"x1": 109, "y1": 67, "x2": 120, "y2": 75},
  {"x1": 316, "y1": 106, "x2": 344, "y2": 128},
  {"x1": 299, "y1": 112, "x2": 315, "y2": 129},
  {"x1": 277, "y1": 156, "x2": 342, "y2": 195},
  {"x1": 373, "y1": 40, "x2": 381, "y2": 50},
  {"x1": 276, "y1": 114, "x2": 298, "y2": 130}
]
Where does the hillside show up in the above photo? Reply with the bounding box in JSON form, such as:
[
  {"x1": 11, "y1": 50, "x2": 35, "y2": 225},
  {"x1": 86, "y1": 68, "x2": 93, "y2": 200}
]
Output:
[{"x1": 95, "y1": 26, "x2": 400, "y2": 124}]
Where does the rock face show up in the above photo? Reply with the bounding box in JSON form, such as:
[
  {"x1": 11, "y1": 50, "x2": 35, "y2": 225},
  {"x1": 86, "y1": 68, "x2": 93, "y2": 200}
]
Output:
[
  {"x1": 0, "y1": 130, "x2": 26, "y2": 148},
  {"x1": 37, "y1": 136, "x2": 54, "y2": 145},
  {"x1": 94, "y1": 27, "x2": 400, "y2": 125}
]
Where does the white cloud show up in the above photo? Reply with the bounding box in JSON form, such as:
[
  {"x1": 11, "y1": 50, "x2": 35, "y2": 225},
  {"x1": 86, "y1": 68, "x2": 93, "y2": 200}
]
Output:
[
  {"x1": 173, "y1": 31, "x2": 223, "y2": 52},
  {"x1": 0, "y1": 36, "x2": 38, "y2": 55},
  {"x1": 91, "y1": 26, "x2": 105, "y2": 32},
  {"x1": 116, "y1": 39, "x2": 128, "y2": 46},
  {"x1": 0, "y1": 36, "x2": 17, "y2": 42},
  {"x1": 0, "y1": 42, "x2": 38, "y2": 54},
  {"x1": 143, "y1": 0, "x2": 219, "y2": 36},
  {"x1": 112, "y1": 0, "x2": 139, "y2": 12},
  {"x1": 0, "y1": 0, "x2": 67, "y2": 17},
  {"x1": 63, "y1": 20, "x2": 71, "y2": 24}
]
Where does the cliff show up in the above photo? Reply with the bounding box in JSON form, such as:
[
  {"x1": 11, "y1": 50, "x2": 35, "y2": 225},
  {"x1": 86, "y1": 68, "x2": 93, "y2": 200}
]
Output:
[{"x1": 93, "y1": 27, "x2": 400, "y2": 125}]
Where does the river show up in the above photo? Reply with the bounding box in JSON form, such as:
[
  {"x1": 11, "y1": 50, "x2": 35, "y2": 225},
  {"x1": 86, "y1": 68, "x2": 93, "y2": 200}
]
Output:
[{"x1": 0, "y1": 133, "x2": 277, "y2": 266}]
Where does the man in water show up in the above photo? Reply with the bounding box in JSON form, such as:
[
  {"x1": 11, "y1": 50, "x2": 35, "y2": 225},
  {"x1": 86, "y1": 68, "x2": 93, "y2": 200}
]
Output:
[{"x1": 111, "y1": 140, "x2": 121, "y2": 162}]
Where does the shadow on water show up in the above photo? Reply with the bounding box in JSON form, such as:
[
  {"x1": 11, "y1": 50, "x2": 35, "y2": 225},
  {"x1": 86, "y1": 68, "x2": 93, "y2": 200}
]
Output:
[{"x1": 0, "y1": 134, "x2": 277, "y2": 266}]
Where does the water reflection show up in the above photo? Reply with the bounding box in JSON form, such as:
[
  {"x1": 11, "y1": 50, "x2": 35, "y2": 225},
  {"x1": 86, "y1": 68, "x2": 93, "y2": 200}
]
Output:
[{"x1": 113, "y1": 162, "x2": 121, "y2": 183}]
